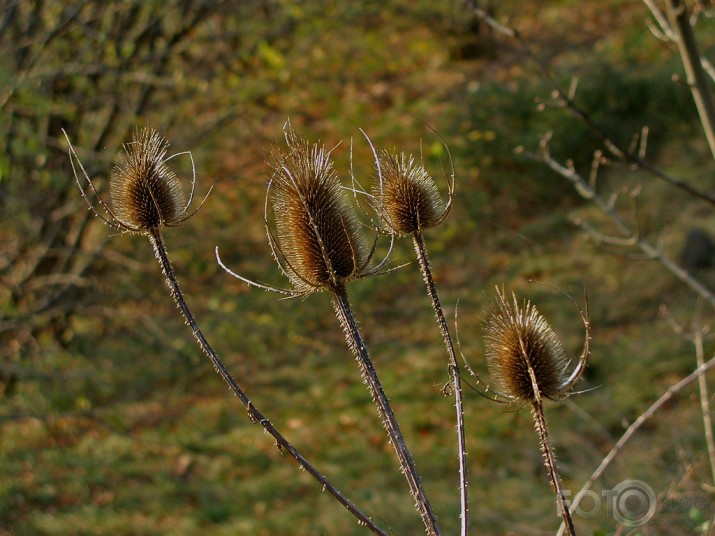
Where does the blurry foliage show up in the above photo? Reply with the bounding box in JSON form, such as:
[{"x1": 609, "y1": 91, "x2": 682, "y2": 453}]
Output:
[
  {"x1": 0, "y1": 0, "x2": 345, "y2": 406},
  {"x1": 0, "y1": 2, "x2": 474, "y2": 534},
  {"x1": 2, "y1": 0, "x2": 715, "y2": 535},
  {"x1": 458, "y1": 58, "x2": 699, "y2": 212}
]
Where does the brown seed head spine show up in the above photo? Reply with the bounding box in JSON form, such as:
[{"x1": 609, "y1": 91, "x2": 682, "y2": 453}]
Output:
[
  {"x1": 270, "y1": 127, "x2": 367, "y2": 293},
  {"x1": 110, "y1": 128, "x2": 185, "y2": 232},
  {"x1": 376, "y1": 151, "x2": 446, "y2": 236},
  {"x1": 484, "y1": 289, "x2": 568, "y2": 401}
]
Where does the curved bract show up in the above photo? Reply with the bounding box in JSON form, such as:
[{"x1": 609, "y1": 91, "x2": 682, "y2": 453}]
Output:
[
  {"x1": 482, "y1": 287, "x2": 590, "y2": 402},
  {"x1": 375, "y1": 151, "x2": 448, "y2": 236},
  {"x1": 65, "y1": 127, "x2": 209, "y2": 235},
  {"x1": 269, "y1": 127, "x2": 368, "y2": 293}
]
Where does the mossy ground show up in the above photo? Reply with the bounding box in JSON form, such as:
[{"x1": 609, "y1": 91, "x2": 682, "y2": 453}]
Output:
[{"x1": 3, "y1": 1, "x2": 715, "y2": 534}]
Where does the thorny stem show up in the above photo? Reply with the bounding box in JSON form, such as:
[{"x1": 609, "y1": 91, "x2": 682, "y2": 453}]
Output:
[
  {"x1": 530, "y1": 395, "x2": 576, "y2": 536},
  {"x1": 557, "y1": 355, "x2": 715, "y2": 536},
  {"x1": 412, "y1": 231, "x2": 469, "y2": 536},
  {"x1": 330, "y1": 283, "x2": 441, "y2": 536},
  {"x1": 147, "y1": 228, "x2": 387, "y2": 536},
  {"x1": 522, "y1": 354, "x2": 576, "y2": 536}
]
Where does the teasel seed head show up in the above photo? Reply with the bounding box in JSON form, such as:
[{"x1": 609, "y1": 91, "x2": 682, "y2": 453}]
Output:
[
  {"x1": 110, "y1": 128, "x2": 186, "y2": 232},
  {"x1": 483, "y1": 288, "x2": 570, "y2": 401},
  {"x1": 269, "y1": 126, "x2": 368, "y2": 293},
  {"x1": 375, "y1": 150, "x2": 448, "y2": 236}
]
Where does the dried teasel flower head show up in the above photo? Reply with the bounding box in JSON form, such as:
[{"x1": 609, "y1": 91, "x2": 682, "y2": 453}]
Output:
[
  {"x1": 65, "y1": 127, "x2": 207, "y2": 236},
  {"x1": 109, "y1": 128, "x2": 187, "y2": 232},
  {"x1": 375, "y1": 151, "x2": 449, "y2": 236},
  {"x1": 483, "y1": 287, "x2": 589, "y2": 402},
  {"x1": 268, "y1": 126, "x2": 369, "y2": 293}
]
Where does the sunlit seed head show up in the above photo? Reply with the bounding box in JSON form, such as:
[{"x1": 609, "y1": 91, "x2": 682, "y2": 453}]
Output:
[
  {"x1": 269, "y1": 127, "x2": 367, "y2": 292},
  {"x1": 110, "y1": 128, "x2": 185, "y2": 232},
  {"x1": 483, "y1": 289, "x2": 568, "y2": 401},
  {"x1": 375, "y1": 151, "x2": 445, "y2": 236}
]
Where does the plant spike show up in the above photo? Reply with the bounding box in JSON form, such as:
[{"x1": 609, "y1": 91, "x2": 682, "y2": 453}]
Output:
[
  {"x1": 374, "y1": 140, "x2": 468, "y2": 535},
  {"x1": 483, "y1": 287, "x2": 591, "y2": 535},
  {"x1": 220, "y1": 124, "x2": 441, "y2": 535},
  {"x1": 66, "y1": 128, "x2": 387, "y2": 535}
]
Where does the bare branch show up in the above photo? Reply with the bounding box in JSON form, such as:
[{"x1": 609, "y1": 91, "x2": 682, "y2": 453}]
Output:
[
  {"x1": 472, "y1": 3, "x2": 715, "y2": 206},
  {"x1": 666, "y1": 0, "x2": 715, "y2": 161},
  {"x1": 521, "y1": 141, "x2": 715, "y2": 309},
  {"x1": 556, "y1": 354, "x2": 715, "y2": 535}
]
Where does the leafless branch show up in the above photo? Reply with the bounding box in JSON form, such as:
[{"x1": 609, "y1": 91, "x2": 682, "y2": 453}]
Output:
[
  {"x1": 471, "y1": 2, "x2": 715, "y2": 206},
  {"x1": 556, "y1": 353, "x2": 715, "y2": 535},
  {"x1": 665, "y1": 0, "x2": 715, "y2": 161},
  {"x1": 520, "y1": 134, "x2": 715, "y2": 309}
]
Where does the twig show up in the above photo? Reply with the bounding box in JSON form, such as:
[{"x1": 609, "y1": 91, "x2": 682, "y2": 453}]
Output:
[
  {"x1": 556, "y1": 353, "x2": 715, "y2": 536},
  {"x1": 521, "y1": 139, "x2": 715, "y2": 309},
  {"x1": 330, "y1": 283, "x2": 441, "y2": 536},
  {"x1": 693, "y1": 328, "x2": 715, "y2": 486},
  {"x1": 149, "y1": 229, "x2": 387, "y2": 535},
  {"x1": 412, "y1": 231, "x2": 469, "y2": 536},
  {"x1": 470, "y1": 2, "x2": 715, "y2": 207},
  {"x1": 665, "y1": 0, "x2": 715, "y2": 161}
]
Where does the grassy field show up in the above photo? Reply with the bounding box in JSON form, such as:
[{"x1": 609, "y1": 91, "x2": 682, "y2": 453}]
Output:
[{"x1": 3, "y1": 1, "x2": 715, "y2": 534}]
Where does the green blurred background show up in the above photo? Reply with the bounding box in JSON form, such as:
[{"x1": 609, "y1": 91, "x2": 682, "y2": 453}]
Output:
[{"x1": 2, "y1": 1, "x2": 715, "y2": 534}]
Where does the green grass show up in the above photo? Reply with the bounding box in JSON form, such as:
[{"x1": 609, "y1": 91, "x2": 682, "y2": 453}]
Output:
[{"x1": 4, "y1": 0, "x2": 715, "y2": 534}]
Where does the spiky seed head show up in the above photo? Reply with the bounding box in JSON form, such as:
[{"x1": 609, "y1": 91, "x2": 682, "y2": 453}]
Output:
[
  {"x1": 375, "y1": 151, "x2": 446, "y2": 236},
  {"x1": 110, "y1": 128, "x2": 185, "y2": 232},
  {"x1": 269, "y1": 127, "x2": 367, "y2": 292},
  {"x1": 483, "y1": 289, "x2": 568, "y2": 401}
]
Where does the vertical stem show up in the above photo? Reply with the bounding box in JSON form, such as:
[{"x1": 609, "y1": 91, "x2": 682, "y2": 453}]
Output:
[
  {"x1": 532, "y1": 399, "x2": 576, "y2": 535},
  {"x1": 412, "y1": 232, "x2": 469, "y2": 536},
  {"x1": 147, "y1": 228, "x2": 387, "y2": 536},
  {"x1": 531, "y1": 393, "x2": 576, "y2": 536},
  {"x1": 694, "y1": 329, "x2": 715, "y2": 486},
  {"x1": 666, "y1": 0, "x2": 715, "y2": 162},
  {"x1": 558, "y1": 356, "x2": 715, "y2": 536},
  {"x1": 330, "y1": 283, "x2": 441, "y2": 536}
]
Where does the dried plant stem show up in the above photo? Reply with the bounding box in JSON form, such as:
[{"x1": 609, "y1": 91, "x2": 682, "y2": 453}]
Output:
[
  {"x1": 529, "y1": 384, "x2": 576, "y2": 535},
  {"x1": 524, "y1": 144, "x2": 715, "y2": 310},
  {"x1": 330, "y1": 284, "x2": 441, "y2": 536},
  {"x1": 412, "y1": 231, "x2": 469, "y2": 536},
  {"x1": 557, "y1": 355, "x2": 715, "y2": 536},
  {"x1": 694, "y1": 329, "x2": 715, "y2": 486},
  {"x1": 666, "y1": 0, "x2": 715, "y2": 162},
  {"x1": 147, "y1": 228, "x2": 387, "y2": 536},
  {"x1": 469, "y1": 1, "x2": 715, "y2": 207}
]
